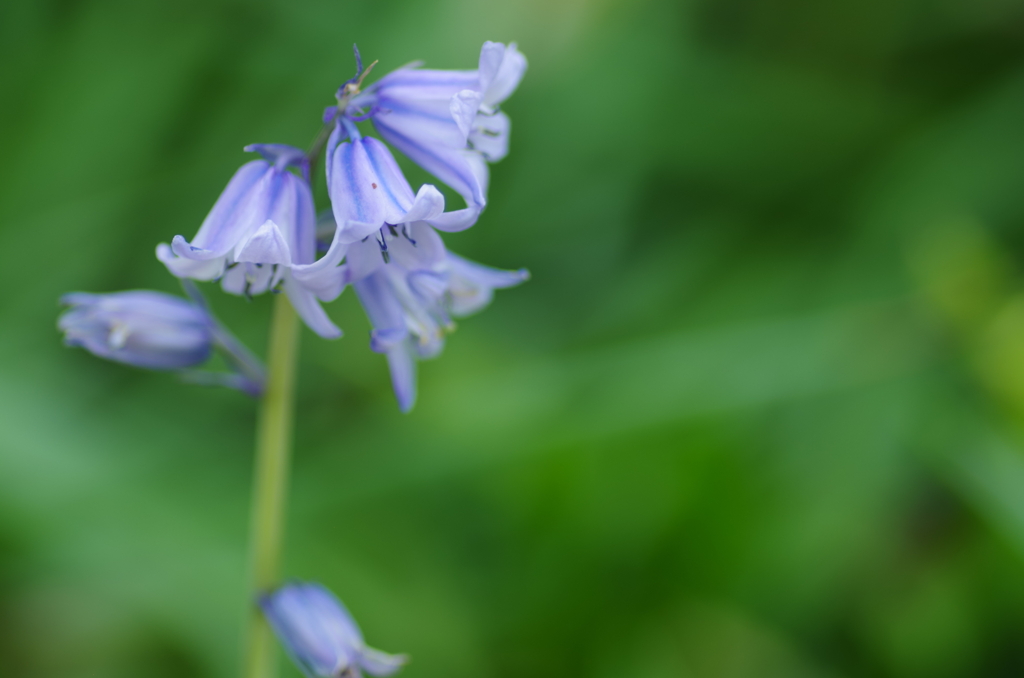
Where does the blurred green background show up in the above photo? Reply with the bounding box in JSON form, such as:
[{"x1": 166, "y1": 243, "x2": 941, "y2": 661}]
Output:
[{"x1": 4, "y1": 0, "x2": 1024, "y2": 676}]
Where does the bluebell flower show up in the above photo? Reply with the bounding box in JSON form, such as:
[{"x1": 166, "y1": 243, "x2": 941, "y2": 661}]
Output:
[
  {"x1": 157, "y1": 144, "x2": 345, "y2": 339},
  {"x1": 354, "y1": 41, "x2": 526, "y2": 231},
  {"x1": 338, "y1": 221, "x2": 528, "y2": 411},
  {"x1": 323, "y1": 133, "x2": 447, "y2": 248},
  {"x1": 260, "y1": 582, "x2": 407, "y2": 678},
  {"x1": 59, "y1": 288, "x2": 267, "y2": 395},
  {"x1": 59, "y1": 290, "x2": 214, "y2": 370},
  {"x1": 314, "y1": 123, "x2": 489, "y2": 280}
]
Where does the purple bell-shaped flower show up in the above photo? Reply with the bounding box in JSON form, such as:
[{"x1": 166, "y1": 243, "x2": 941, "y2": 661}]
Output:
[
  {"x1": 157, "y1": 144, "x2": 345, "y2": 339},
  {"x1": 59, "y1": 290, "x2": 214, "y2": 370},
  {"x1": 261, "y1": 582, "x2": 407, "y2": 678},
  {"x1": 359, "y1": 41, "x2": 526, "y2": 232}
]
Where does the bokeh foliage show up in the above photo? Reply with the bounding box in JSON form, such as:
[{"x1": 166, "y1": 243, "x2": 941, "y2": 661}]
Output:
[{"x1": 3, "y1": 0, "x2": 1024, "y2": 676}]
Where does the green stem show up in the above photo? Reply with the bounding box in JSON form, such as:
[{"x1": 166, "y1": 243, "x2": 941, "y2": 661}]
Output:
[{"x1": 243, "y1": 294, "x2": 300, "y2": 678}]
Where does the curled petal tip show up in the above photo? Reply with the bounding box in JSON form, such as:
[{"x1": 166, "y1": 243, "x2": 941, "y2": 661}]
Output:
[{"x1": 360, "y1": 647, "x2": 409, "y2": 676}]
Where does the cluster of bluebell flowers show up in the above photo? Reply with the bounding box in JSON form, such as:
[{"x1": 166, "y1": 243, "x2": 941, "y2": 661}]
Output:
[
  {"x1": 59, "y1": 40, "x2": 527, "y2": 675},
  {"x1": 61, "y1": 40, "x2": 526, "y2": 411}
]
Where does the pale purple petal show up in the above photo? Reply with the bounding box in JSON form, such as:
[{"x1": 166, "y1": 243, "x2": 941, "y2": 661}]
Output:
[
  {"x1": 359, "y1": 647, "x2": 409, "y2": 677},
  {"x1": 328, "y1": 139, "x2": 391, "y2": 243},
  {"x1": 370, "y1": 327, "x2": 407, "y2": 353},
  {"x1": 375, "y1": 95, "x2": 466, "y2": 149},
  {"x1": 343, "y1": 237, "x2": 386, "y2": 283},
  {"x1": 370, "y1": 66, "x2": 478, "y2": 99},
  {"x1": 291, "y1": 228, "x2": 350, "y2": 280},
  {"x1": 362, "y1": 138, "x2": 446, "y2": 224},
  {"x1": 285, "y1": 278, "x2": 343, "y2": 339},
  {"x1": 177, "y1": 160, "x2": 271, "y2": 257},
  {"x1": 219, "y1": 265, "x2": 247, "y2": 296},
  {"x1": 479, "y1": 41, "x2": 527, "y2": 108},
  {"x1": 408, "y1": 270, "x2": 448, "y2": 303},
  {"x1": 235, "y1": 220, "x2": 292, "y2": 266},
  {"x1": 324, "y1": 121, "x2": 345, "y2": 189},
  {"x1": 169, "y1": 234, "x2": 225, "y2": 262},
  {"x1": 448, "y1": 280, "x2": 493, "y2": 317},
  {"x1": 267, "y1": 171, "x2": 317, "y2": 265},
  {"x1": 421, "y1": 200, "x2": 483, "y2": 233},
  {"x1": 388, "y1": 221, "x2": 447, "y2": 272},
  {"x1": 291, "y1": 263, "x2": 347, "y2": 302},
  {"x1": 361, "y1": 137, "x2": 417, "y2": 213},
  {"x1": 450, "y1": 89, "x2": 483, "y2": 141},
  {"x1": 220, "y1": 262, "x2": 277, "y2": 296},
  {"x1": 476, "y1": 41, "x2": 506, "y2": 98},
  {"x1": 293, "y1": 584, "x2": 365, "y2": 648},
  {"x1": 156, "y1": 242, "x2": 226, "y2": 280},
  {"x1": 403, "y1": 184, "x2": 446, "y2": 223},
  {"x1": 446, "y1": 252, "x2": 529, "y2": 316},
  {"x1": 385, "y1": 343, "x2": 417, "y2": 413},
  {"x1": 354, "y1": 273, "x2": 419, "y2": 411},
  {"x1": 423, "y1": 153, "x2": 488, "y2": 232},
  {"x1": 372, "y1": 117, "x2": 487, "y2": 221},
  {"x1": 468, "y1": 110, "x2": 510, "y2": 162},
  {"x1": 447, "y1": 251, "x2": 530, "y2": 288},
  {"x1": 354, "y1": 273, "x2": 407, "y2": 341},
  {"x1": 383, "y1": 268, "x2": 444, "y2": 357}
]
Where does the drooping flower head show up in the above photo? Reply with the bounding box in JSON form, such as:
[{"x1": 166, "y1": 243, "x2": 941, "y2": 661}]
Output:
[
  {"x1": 134, "y1": 40, "x2": 531, "y2": 408},
  {"x1": 261, "y1": 582, "x2": 407, "y2": 678},
  {"x1": 157, "y1": 144, "x2": 344, "y2": 339},
  {"x1": 328, "y1": 42, "x2": 526, "y2": 233},
  {"x1": 59, "y1": 291, "x2": 214, "y2": 370},
  {"x1": 305, "y1": 42, "x2": 528, "y2": 410}
]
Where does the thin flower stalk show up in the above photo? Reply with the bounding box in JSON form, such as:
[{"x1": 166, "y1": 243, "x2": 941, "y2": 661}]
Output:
[{"x1": 245, "y1": 293, "x2": 300, "y2": 678}]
